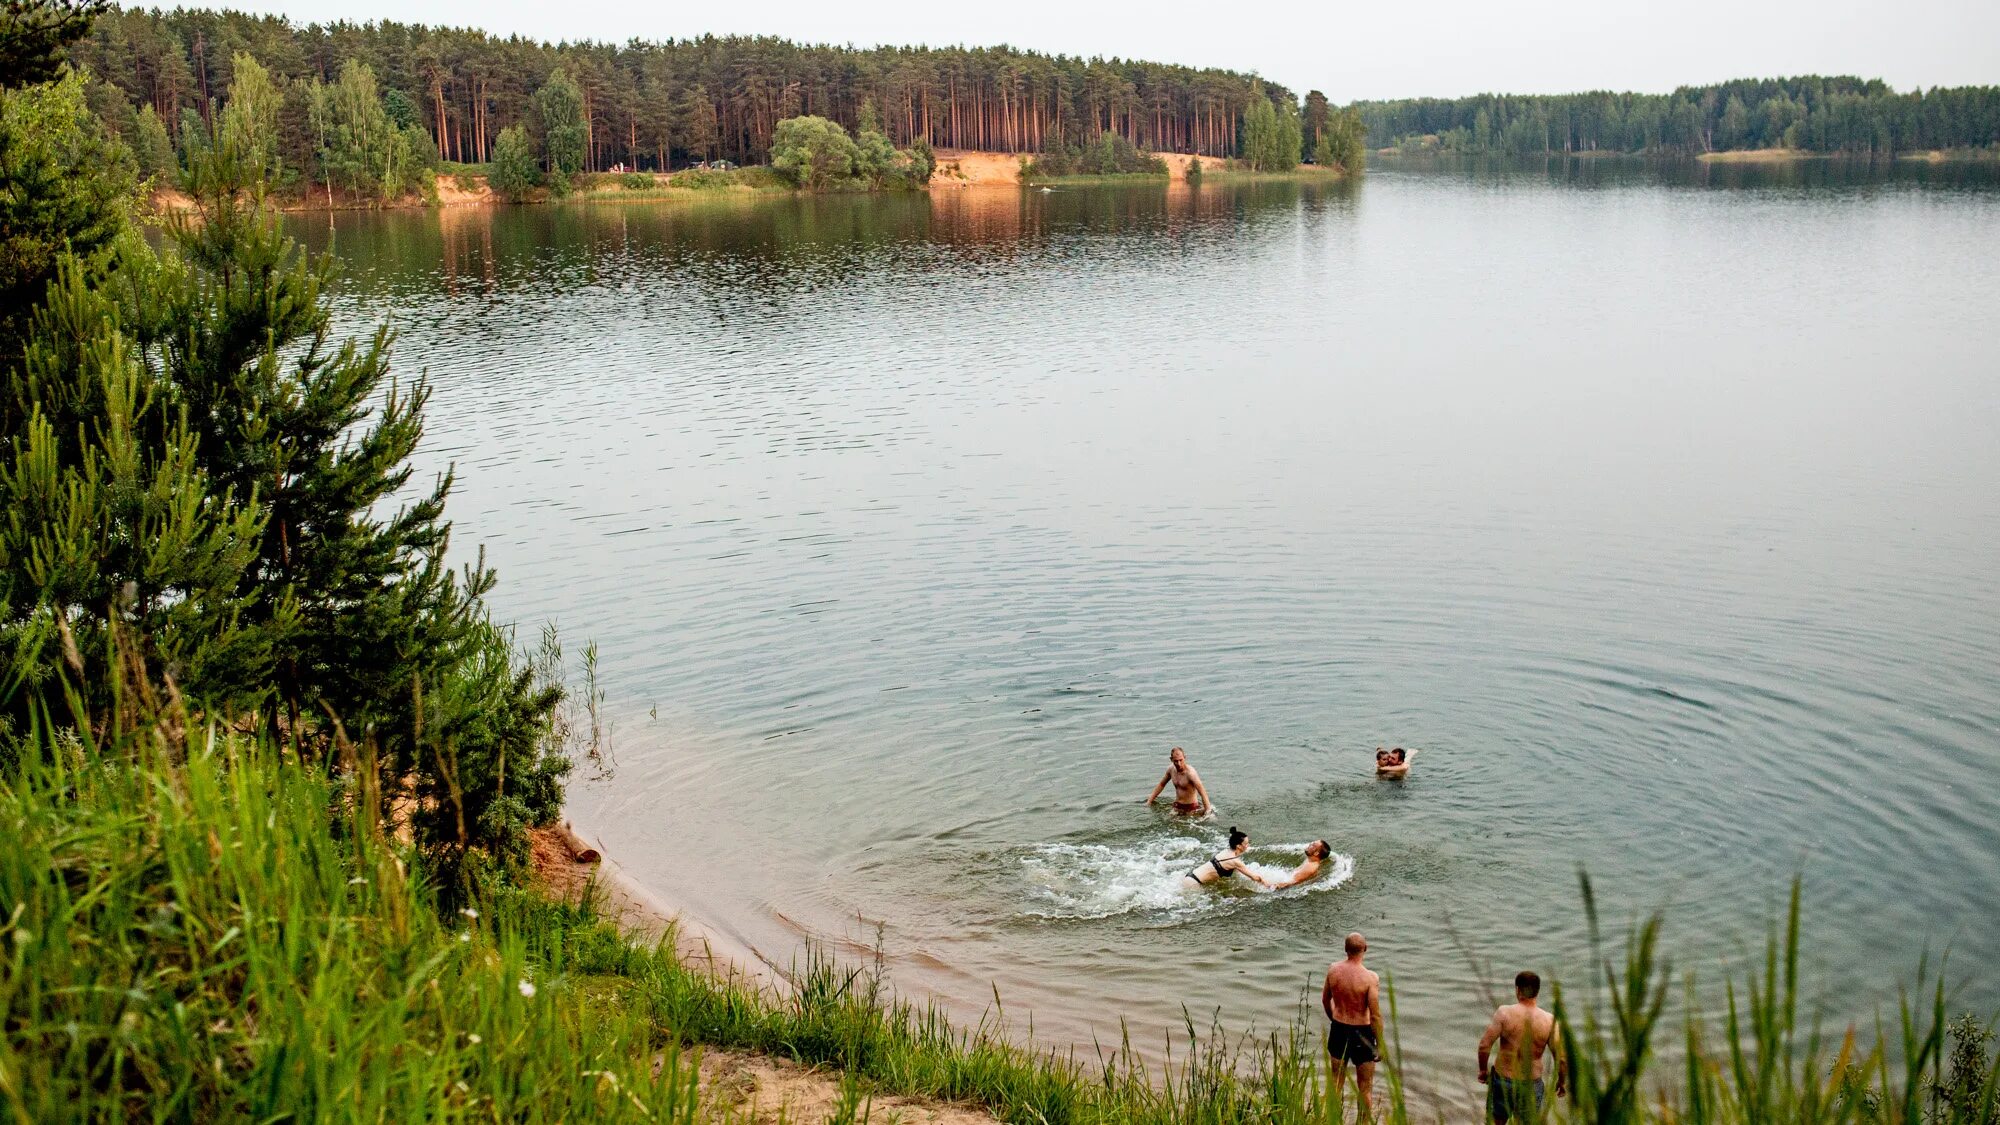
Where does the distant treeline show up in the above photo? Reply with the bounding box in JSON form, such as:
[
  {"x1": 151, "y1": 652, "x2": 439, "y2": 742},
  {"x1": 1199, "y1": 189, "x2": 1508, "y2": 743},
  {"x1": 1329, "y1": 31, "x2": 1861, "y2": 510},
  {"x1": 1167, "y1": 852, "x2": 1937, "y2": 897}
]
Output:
[
  {"x1": 1355, "y1": 76, "x2": 2000, "y2": 156},
  {"x1": 66, "y1": 4, "x2": 1352, "y2": 175}
]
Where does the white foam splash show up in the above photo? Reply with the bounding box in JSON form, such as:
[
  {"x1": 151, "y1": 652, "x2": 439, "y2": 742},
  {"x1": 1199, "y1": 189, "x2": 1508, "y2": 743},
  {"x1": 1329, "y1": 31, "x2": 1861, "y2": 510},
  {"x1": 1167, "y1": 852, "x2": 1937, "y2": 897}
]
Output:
[{"x1": 1019, "y1": 832, "x2": 1355, "y2": 922}]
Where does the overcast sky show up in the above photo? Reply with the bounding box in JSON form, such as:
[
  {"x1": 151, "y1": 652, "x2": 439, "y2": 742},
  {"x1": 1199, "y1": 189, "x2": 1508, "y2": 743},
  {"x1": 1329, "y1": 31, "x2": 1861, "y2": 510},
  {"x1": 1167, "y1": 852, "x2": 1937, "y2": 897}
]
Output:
[{"x1": 216, "y1": 0, "x2": 1998, "y2": 102}]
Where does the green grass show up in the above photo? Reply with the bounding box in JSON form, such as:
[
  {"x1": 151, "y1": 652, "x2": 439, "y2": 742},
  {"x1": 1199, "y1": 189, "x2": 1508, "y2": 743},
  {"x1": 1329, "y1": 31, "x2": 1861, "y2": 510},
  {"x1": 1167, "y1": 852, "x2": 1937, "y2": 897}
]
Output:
[{"x1": 5, "y1": 705, "x2": 1996, "y2": 1123}]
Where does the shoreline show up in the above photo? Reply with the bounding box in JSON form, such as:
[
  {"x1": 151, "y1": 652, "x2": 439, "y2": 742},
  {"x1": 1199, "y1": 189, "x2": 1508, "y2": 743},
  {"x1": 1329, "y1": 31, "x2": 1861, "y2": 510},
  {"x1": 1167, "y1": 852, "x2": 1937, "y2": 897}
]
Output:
[
  {"x1": 529, "y1": 821, "x2": 784, "y2": 996},
  {"x1": 149, "y1": 150, "x2": 1341, "y2": 214}
]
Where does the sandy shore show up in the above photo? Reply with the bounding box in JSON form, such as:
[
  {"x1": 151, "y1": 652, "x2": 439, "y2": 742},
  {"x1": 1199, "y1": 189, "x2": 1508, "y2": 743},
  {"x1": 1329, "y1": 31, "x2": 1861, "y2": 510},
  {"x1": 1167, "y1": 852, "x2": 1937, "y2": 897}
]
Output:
[
  {"x1": 530, "y1": 823, "x2": 999, "y2": 1122},
  {"x1": 529, "y1": 822, "x2": 781, "y2": 994},
  {"x1": 930, "y1": 148, "x2": 1222, "y2": 185},
  {"x1": 1697, "y1": 147, "x2": 1813, "y2": 162}
]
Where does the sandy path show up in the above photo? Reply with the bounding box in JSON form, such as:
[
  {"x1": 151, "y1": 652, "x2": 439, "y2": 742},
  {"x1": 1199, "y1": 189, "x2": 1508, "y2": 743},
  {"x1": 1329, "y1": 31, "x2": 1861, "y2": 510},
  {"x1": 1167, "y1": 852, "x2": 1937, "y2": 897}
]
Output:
[{"x1": 696, "y1": 1050, "x2": 997, "y2": 1124}]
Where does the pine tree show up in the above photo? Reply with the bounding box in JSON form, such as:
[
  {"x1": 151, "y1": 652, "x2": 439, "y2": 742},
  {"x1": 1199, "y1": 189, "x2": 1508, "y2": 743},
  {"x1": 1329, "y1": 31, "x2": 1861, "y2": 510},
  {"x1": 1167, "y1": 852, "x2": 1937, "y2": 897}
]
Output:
[
  {"x1": 143, "y1": 142, "x2": 570, "y2": 872},
  {"x1": 0, "y1": 69, "x2": 134, "y2": 375},
  {"x1": 534, "y1": 69, "x2": 587, "y2": 178},
  {"x1": 129, "y1": 103, "x2": 174, "y2": 181}
]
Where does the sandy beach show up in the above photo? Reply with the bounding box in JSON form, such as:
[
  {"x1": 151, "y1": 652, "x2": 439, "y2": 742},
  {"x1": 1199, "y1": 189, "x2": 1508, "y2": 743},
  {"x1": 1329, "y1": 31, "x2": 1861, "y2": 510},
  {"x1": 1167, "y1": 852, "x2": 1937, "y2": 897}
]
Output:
[
  {"x1": 930, "y1": 148, "x2": 1221, "y2": 185},
  {"x1": 529, "y1": 822, "x2": 782, "y2": 993},
  {"x1": 529, "y1": 824, "x2": 1001, "y2": 1123}
]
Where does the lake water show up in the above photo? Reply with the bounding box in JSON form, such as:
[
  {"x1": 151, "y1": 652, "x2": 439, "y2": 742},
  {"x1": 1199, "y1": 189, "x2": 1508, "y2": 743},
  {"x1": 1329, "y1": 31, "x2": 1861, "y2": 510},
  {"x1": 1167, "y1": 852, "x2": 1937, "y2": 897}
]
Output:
[{"x1": 294, "y1": 157, "x2": 2000, "y2": 1110}]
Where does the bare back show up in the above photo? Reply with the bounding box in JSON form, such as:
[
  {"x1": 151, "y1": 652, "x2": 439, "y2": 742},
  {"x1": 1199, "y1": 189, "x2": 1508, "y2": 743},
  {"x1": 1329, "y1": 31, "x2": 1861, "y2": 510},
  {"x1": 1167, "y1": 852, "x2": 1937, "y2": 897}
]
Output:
[
  {"x1": 1483, "y1": 1003, "x2": 1558, "y2": 1080},
  {"x1": 1324, "y1": 960, "x2": 1379, "y2": 1026}
]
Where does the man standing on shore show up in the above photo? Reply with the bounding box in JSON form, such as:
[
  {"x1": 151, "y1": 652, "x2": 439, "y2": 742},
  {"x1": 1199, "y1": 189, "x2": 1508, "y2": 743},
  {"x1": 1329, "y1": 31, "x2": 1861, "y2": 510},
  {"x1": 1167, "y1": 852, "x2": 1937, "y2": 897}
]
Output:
[
  {"x1": 1477, "y1": 971, "x2": 1566, "y2": 1122},
  {"x1": 1323, "y1": 932, "x2": 1384, "y2": 1116},
  {"x1": 1144, "y1": 746, "x2": 1216, "y2": 818}
]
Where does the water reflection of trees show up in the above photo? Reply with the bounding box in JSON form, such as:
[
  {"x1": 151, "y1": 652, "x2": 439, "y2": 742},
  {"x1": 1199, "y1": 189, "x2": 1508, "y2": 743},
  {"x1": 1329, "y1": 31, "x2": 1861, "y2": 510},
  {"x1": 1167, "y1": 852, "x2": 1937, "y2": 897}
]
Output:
[{"x1": 288, "y1": 182, "x2": 1359, "y2": 303}]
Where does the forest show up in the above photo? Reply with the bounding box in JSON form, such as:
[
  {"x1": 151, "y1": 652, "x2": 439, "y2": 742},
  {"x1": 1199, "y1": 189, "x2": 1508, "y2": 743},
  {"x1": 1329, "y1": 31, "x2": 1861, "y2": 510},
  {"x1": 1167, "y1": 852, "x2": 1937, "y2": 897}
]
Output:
[
  {"x1": 1355, "y1": 76, "x2": 2000, "y2": 157},
  {"x1": 63, "y1": 3, "x2": 1363, "y2": 188}
]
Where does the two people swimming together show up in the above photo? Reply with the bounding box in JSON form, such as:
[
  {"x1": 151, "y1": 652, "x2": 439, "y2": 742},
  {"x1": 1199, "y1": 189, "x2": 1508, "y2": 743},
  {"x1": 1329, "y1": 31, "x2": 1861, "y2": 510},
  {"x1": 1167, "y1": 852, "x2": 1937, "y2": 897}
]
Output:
[{"x1": 1181, "y1": 827, "x2": 1333, "y2": 891}]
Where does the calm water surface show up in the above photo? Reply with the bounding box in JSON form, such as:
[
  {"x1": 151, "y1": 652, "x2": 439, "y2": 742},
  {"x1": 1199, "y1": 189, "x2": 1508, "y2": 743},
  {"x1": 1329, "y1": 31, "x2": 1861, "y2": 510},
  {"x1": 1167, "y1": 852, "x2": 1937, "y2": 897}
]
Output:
[{"x1": 295, "y1": 159, "x2": 2000, "y2": 1109}]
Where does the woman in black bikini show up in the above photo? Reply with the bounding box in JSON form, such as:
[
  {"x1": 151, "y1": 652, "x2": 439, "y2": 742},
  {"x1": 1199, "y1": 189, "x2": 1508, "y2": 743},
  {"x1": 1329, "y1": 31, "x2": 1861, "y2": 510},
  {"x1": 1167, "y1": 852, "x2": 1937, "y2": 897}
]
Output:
[{"x1": 1183, "y1": 828, "x2": 1278, "y2": 890}]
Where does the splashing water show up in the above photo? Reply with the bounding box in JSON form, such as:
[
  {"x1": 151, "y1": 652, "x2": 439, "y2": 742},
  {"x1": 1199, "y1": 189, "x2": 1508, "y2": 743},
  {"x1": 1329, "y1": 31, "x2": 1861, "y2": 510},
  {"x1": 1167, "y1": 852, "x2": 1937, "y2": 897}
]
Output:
[{"x1": 1019, "y1": 831, "x2": 1355, "y2": 922}]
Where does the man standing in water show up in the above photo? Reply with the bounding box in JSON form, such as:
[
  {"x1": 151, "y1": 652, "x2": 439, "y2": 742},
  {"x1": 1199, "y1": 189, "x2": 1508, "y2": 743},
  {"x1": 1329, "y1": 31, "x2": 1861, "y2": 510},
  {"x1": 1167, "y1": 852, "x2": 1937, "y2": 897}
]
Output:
[
  {"x1": 1144, "y1": 746, "x2": 1216, "y2": 818},
  {"x1": 1477, "y1": 971, "x2": 1566, "y2": 1122},
  {"x1": 1323, "y1": 932, "x2": 1384, "y2": 1116}
]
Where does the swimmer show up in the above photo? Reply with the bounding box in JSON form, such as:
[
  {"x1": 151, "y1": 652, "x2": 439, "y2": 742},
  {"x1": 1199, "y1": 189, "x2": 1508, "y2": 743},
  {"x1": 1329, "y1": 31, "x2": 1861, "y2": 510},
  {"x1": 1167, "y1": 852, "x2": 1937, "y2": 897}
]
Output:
[
  {"x1": 1277, "y1": 840, "x2": 1334, "y2": 889},
  {"x1": 1375, "y1": 746, "x2": 1417, "y2": 778},
  {"x1": 1182, "y1": 827, "x2": 1276, "y2": 889},
  {"x1": 1146, "y1": 746, "x2": 1217, "y2": 818}
]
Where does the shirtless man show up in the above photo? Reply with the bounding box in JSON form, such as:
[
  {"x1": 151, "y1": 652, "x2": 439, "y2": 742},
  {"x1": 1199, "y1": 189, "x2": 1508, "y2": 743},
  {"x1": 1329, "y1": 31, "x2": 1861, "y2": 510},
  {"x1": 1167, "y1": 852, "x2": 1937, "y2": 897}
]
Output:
[
  {"x1": 1477, "y1": 971, "x2": 1566, "y2": 1123},
  {"x1": 1145, "y1": 747, "x2": 1216, "y2": 818},
  {"x1": 1375, "y1": 747, "x2": 1416, "y2": 778},
  {"x1": 1322, "y1": 932, "x2": 1384, "y2": 1116},
  {"x1": 1279, "y1": 840, "x2": 1333, "y2": 889}
]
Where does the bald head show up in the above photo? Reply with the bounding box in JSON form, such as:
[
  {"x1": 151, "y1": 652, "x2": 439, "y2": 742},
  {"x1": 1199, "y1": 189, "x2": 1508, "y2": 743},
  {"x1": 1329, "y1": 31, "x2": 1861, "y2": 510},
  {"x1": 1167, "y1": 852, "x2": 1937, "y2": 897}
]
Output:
[{"x1": 1345, "y1": 932, "x2": 1368, "y2": 957}]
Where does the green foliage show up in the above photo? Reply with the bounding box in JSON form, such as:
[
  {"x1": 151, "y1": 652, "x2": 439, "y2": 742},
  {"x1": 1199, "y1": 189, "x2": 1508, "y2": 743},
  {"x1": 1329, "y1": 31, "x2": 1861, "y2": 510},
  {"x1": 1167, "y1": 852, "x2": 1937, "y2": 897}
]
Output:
[
  {"x1": 304, "y1": 59, "x2": 408, "y2": 200},
  {"x1": 1024, "y1": 131, "x2": 1166, "y2": 179},
  {"x1": 0, "y1": 0, "x2": 106, "y2": 88},
  {"x1": 842, "y1": 102, "x2": 933, "y2": 189},
  {"x1": 1241, "y1": 85, "x2": 1301, "y2": 171},
  {"x1": 3, "y1": 101, "x2": 568, "y2": 877},
  {"x1": 1186, "y1": 155, "x2": 1202, "y2": 181},
  {"x1": 127, "y1": 102, "x2": 173, "y2": 182},
  {"x1": 1358, "y1": 76, "x2": 2000, "y2": 156},
  {"x1": 487, "y1": 122, "x2": 539, "y2": 200},
  {"x1": 905, "y1": 136, "x2": 936, "y2": 184},
  {"x1": 217, "y1": 51, "x2": 282, "y2": 183},
  {"x1": 150, "y1": 149, "x2": 569, "y2": 878},
  {"x1": 1315, "y1": 107, "x2": 1366, "y2": 174},
  {"x1": 770, "y1": 114, "x2": 859, "y2": 189},
  {"x1": 674, "y1": 83, "x2": 720, "y2": 161},
  {"x1": 617, "y1": 171, "x2": 656, "y2": 189},
  {"x1": 66, "y1": 8, "x2": 1315, "y2": 171},
  {"x1": 534, "y1": 68, "x2": 587, "y2": 177},
  {"x1": 382, "y1": 85, "x2": 420, "y2": 130},
  {"x1": 0, "y1": 69, "x2": 133, "y2": 372},
  {"x1": 0, "y1": 252, "x2": 272, "y2": 722},
  {"x1": 0, "y1": 723, "x2": 698, "y2": 1120}
]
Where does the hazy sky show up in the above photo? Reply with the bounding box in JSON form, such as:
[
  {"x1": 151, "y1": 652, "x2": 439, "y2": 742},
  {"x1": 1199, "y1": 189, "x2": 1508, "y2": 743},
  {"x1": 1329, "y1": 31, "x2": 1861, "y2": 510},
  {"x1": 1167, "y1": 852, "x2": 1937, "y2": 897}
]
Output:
[{"x1": 219, "y1": 0, "x2": 1997, "y2": 102}]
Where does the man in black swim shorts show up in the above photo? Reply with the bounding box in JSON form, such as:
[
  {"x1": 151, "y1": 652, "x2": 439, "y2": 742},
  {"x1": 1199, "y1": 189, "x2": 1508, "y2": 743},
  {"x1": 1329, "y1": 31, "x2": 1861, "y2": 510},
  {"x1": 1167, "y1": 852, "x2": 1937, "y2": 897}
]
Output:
[{"x1": 1322, "y1": 932, "x2": 1384, "y2": 1113}]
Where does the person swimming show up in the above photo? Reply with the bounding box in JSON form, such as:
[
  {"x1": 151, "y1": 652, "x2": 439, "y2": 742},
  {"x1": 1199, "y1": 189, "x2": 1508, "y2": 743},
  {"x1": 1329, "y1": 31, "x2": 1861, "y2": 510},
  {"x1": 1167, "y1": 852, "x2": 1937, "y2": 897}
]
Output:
[
  {"x1": 1278, "y1": 840, "x2": 1334, "y2": 888},
  {"x1": 1375, "y1": 746, "x2": 1416, "y2": 777},
  {"x1": 1183, "y1": 827, "x2": 1276, "y2": 890}
]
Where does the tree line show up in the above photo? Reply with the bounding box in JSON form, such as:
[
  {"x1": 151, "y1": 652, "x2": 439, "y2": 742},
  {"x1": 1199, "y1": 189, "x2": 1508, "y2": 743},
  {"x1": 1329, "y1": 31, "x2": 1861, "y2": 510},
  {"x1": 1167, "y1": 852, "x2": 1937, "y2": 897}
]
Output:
[
  {"x1": 64, "y1": 3, "x2": 1365, "y2": 185},
  {"x1": 1354, "y1": 76, "x2": 2000, "y2": 157}
]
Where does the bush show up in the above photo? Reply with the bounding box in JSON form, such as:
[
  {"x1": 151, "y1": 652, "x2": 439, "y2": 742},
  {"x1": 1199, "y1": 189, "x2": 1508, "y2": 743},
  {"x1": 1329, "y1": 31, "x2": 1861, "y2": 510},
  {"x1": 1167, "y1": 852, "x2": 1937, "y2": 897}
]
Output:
[
  {"x1": 618, "y1": 171, "x2": 656, "y2": 189},
  {"x1": 487, "y1": 124, "x2": 539, "y2": 200},
  {"x1": 770, "y1": 114, "x2": 860, "y2": 189},
  {"x1": 1023, "y1": 132, "x2": 1166, "y2": 178}
]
